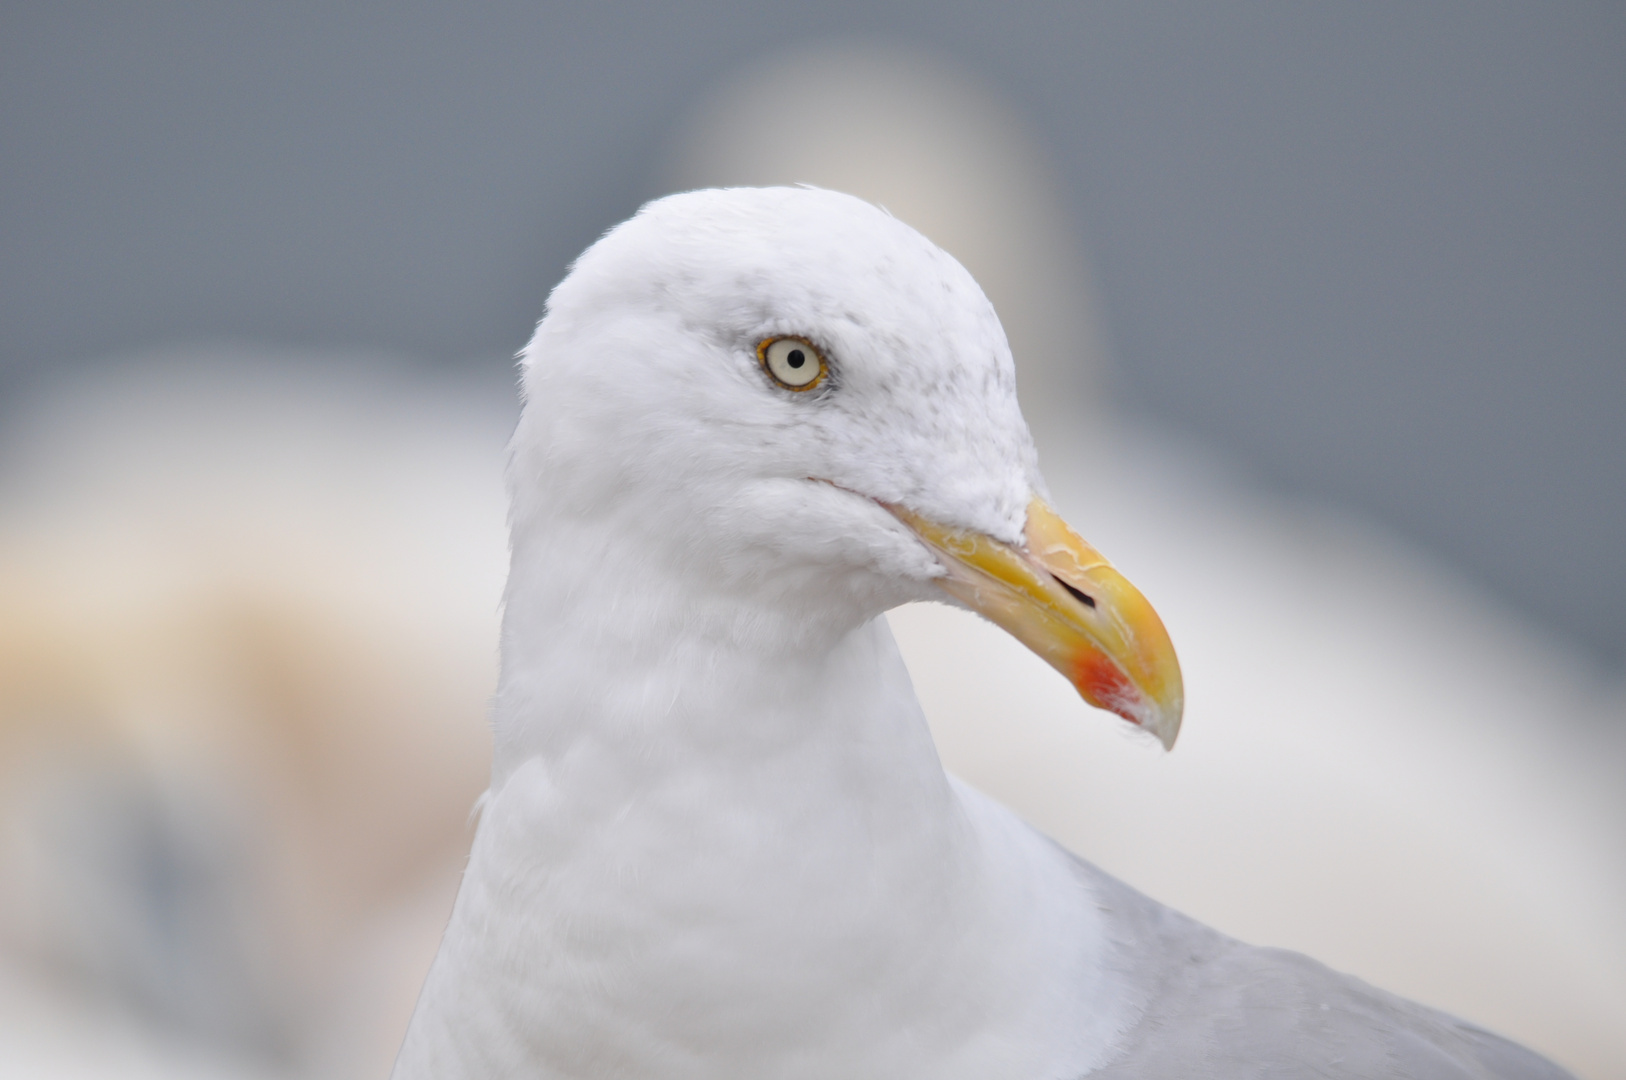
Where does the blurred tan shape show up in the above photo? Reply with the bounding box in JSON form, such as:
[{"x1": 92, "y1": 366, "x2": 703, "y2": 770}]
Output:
[{"x1": 0, "y1": 352, "x2": 508, "y2": 1077}]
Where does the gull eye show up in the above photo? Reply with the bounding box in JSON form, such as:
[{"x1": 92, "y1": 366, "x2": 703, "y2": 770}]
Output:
[{"x1": 758, "y1": 336, "x2": 827, "y2": 391}]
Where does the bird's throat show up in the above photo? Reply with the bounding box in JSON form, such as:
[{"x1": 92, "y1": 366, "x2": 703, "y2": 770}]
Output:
[{"x1": 399, "y1": 539, "x2": 1123, "y2": 1079}]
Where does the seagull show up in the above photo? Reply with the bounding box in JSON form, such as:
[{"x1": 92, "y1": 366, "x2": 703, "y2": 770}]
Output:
[{"x1": 393, "y1": 186, "x2": 1573, "y2": 1079}]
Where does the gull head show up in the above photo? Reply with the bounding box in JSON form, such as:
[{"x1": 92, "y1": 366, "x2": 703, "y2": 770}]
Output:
[{"x1": 510, "y1": 186, "x2": 1181, "y2": 747}]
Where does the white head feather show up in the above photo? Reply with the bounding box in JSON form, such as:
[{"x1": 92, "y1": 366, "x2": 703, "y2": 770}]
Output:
[{"x1": 508, "y1": 185, "x2": 1039, "y2": 605}]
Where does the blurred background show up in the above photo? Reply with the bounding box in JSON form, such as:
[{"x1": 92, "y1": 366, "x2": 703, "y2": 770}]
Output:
[{"x1": 1, "y1": 4, "x2": 1622, "y2": 1078}]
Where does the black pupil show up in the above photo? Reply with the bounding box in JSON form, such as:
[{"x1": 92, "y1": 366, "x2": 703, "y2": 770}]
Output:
[{"x1": 786, "y1": 349, "x2": 805, "y2": 369}]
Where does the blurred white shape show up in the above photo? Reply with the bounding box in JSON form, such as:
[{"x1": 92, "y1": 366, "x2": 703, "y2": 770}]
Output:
[
  {"x1": 661, "y1": 40, "x2": 1108, "y2": 441},
  {"x1": 0, "y1": 351, "x2": 512, "y2": 1077},
  {"x1": 664, "y1": 42, "x2": 1626, "y2": 1079},
  {"x1": 0, "y1": 959, "x2": 280, "y2": 1080}
]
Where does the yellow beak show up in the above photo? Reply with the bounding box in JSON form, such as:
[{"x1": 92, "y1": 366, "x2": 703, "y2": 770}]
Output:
[{"x1": 888, "y1": 496, "x2": 1184, "y2": 749}]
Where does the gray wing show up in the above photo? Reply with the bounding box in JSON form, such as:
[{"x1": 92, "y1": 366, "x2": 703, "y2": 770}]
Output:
[{"x1": 1066, "y1": 849, "x2": 1576, "y2": 1080}]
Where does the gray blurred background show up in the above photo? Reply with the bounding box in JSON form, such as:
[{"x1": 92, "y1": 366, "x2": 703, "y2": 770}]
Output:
[{"x1": 4, "y1": 1, "x2": 1623, "y2": 667}]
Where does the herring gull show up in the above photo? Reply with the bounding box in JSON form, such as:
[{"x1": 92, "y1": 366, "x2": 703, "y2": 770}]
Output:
[{"x1": 393, "y1": 186, "x2": 1572, "y2": 1079}]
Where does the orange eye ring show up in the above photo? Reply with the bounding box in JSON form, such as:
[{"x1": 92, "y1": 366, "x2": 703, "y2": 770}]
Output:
[{"x1": 757, "y1": 336, "x2": 828, "y2": 391}]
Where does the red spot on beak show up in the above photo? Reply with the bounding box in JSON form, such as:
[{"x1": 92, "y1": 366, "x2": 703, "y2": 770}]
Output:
[{"x1": 1075, "y1": 654, "x2": 1141, "y2": 726}]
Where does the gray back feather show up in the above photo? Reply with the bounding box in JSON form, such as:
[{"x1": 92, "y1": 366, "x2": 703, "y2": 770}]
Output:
[{"x1": 1063, "y1": 849, "x2": 1574, "y2": 1079}]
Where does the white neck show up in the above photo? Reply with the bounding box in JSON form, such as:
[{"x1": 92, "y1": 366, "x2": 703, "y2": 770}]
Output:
[{"x1": 395, "y1": 505, "x2": 1129, "y2": 1080}]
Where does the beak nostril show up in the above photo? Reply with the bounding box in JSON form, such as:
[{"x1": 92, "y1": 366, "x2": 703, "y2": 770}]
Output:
[{"x1": 1052, "y1": 574, "x2": 1096, "y2": 609}]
